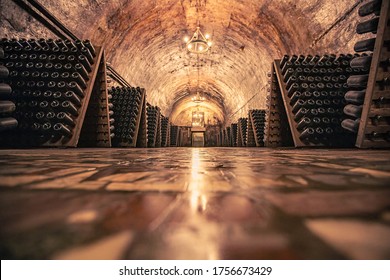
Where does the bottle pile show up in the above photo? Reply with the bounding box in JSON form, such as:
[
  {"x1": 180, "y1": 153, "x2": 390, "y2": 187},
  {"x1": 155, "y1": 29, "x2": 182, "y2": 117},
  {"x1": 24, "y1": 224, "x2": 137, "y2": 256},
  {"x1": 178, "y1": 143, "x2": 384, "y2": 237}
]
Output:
[
  {"x1": 249, "y1": 109, "x2": 266, "y2": 146},
  {"x1": 147, "y1": 105, "x2": 161, "y2": 148},
  {"x1": 343, "y1": 0, "x2": 390, "y2": 146},
  {"x1": 170, "y1": 125, "x2": 179, "y2": 146},
  {"x1": 0, "y1": 38, "x2": 95, "y2": 146},
  {"x1": 264, "y1": 67, "x2": 284, "y2": 147},
  {"x1": 160, "y1": 116, "x2": 170, "y2": 147},
  {"x1": 0, "y1": 46, "x2": 18, "y2": 133},
  {"x1": 237, "y1": 117, "x2": 248, "y2": 147},
  {"x1": 279, "y1": 54, "x2": 363, "y2": 146},
  {"x1": 110, "y1": 86, "x2": 143, "y2": 146}
]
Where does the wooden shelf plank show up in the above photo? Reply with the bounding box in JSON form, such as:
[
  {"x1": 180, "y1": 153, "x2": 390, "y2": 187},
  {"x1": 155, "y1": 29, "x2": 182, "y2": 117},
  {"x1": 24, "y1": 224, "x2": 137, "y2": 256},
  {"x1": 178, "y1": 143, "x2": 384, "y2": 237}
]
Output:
[
  {"x1": 273, "y1": 60, "x2": 307, "y2": 147},
  {"x1": 356, "y1": 0, "x2": 390, "y2": 148}
]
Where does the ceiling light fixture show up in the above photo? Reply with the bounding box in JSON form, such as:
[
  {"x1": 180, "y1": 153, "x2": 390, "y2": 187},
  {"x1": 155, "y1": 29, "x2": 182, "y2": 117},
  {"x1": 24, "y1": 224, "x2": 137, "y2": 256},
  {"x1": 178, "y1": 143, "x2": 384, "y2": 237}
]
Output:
[
  {"x1": 184, "y1": 26, "x2": 212, "y2": 54},
  {"x1": 191, "y1": 91, "x2": 206, "y2": 103},
  {"x1": 183, "y1": 0, "x2": 212, "y2": 54}
]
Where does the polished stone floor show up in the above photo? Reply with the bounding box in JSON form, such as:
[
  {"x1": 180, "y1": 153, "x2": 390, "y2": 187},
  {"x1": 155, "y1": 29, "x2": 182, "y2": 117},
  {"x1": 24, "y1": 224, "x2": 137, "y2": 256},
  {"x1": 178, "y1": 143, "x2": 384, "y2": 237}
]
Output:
[{"x1": 0, "y1": 147, "x2": 390, "y2": 260}]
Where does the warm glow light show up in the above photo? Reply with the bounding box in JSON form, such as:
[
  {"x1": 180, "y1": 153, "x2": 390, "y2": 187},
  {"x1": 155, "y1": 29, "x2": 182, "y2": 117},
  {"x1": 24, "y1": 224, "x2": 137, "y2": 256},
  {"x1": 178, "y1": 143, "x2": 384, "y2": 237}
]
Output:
[
  {"x1": 183, "y1": 26, "x2": 212, "y2": 54},
  {"x1": 191, "y1": 93, "x2": 206, "y2": 103},
  {"x1": 189, "y1": 149, "x2": 207, "y2": 212},
  {"x1": 207, "y1": 41, "x2": 212, "y2": 47}
]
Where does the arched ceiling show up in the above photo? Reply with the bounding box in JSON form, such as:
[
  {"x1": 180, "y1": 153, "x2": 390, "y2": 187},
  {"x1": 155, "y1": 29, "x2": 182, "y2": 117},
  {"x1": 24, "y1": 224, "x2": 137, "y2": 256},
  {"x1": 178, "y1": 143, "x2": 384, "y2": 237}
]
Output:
[{"x1": 1, "y1": 0, "x2": 362, "y2": 125}]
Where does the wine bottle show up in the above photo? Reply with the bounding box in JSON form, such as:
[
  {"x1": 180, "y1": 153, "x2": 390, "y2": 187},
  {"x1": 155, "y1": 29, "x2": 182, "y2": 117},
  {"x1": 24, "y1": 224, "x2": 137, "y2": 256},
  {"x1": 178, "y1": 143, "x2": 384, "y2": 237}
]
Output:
[
  {"x1": 294, "y1": 108, "x2": 309, "y2": 121},
  {"x1": 0, "y1": 101, "x2": 16, "y2": 114},
  {"x1": 0, "y1": 83, "x2": 12, "y2": 97},
  {"x1": 341, "y1": 118, "x2": 360, "y2": 133},
  {"x1": 286, "y1": 76, "x2": 297, "y2": 89},
  {"x1": 356, "y1": 17, "x2": 379, "y2": 34},
  {"x1": 354, "y1": 38, "x2": 376, "y2": 53},
  {"x1": 347, "y1": 74, "x2": 369, "y2": 87},
  {"x1": 283, "y1": 68, "x2": 294, "y2": 81},
  {"x1": 0, "y1": 117, "x2": 18, "y2": 131},
  {"x1": 53, "y1": 123, "x2": 72, "y2": 138},
  {"x1": 299, "y1": 127, "x2": 315, "y2": 140},
  {"x1": 345, "y1": 90, "x2": 365, "y2": 104},
  {"x1": 64, "y1": 91, "x2": 82, "y2": 107},
  {"x1": 296, "y1": 117, "x2": 311, "y2": 130},
  {"x1": 344, "y1": 104, "x2": 363, "y2": 118},
  {"x1": 71, "y1": 72, "x2": 87, "y2": 89},
  {"x1": 68, "y1": 82, "x2": 84, "y2": 97},
  {"x1": 56, "y1": 112, "x2": 75, "y2": 127},
  {"x1": 74, "y1": 63, "x2": 89, "y2": 80},
  {"x1": 280, "y1": 55, "x2": 289, "y2": 69},
  {"x1": 358, "y1": 0, "x2": 382, "y2": 17},
  {"x1": 78, "y1": 55, "x2": 92, "y2": 72},
  {"x1": 0, "y1": 65, "x2": 9, "y2": 78},
  {"x1": 350, "y1": 56, "x2": 372, "y2": 69},
  {"x1": 61, "y1": 101, "x2": 79, "y2": 116}
]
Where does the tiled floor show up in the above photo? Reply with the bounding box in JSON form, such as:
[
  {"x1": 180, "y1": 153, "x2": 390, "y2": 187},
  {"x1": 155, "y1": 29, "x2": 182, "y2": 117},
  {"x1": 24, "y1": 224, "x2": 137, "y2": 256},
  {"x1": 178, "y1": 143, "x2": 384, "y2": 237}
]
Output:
[{"x1": 0, "y1": 148, "x2": 390, "y2": 259}]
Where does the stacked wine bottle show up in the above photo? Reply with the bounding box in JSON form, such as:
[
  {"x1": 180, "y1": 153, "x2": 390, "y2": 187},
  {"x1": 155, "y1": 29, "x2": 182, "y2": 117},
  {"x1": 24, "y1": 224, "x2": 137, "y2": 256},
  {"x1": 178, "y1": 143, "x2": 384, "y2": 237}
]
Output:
[
  {"x1": 155, "y1": 114, "x2": 162, "y2": 148},
  {"x1": 0, "y1": 46, "x2": 18, "y2": 133},
  {"x1": 249, "y1": 109, "x2": 266, "y2": 147},
  {"x1": 170, "y1": 125, "x2": 180, "y2": 146},
  {"x1": 246, "y1": 112, "x2": 256, "y2": 147},
  {"x1": 346, "y1": 0, "x2": 390, "y2": 147},
  {"x1": 225, "y1": 126, "x2": 231, "y2": 146},
  {"x1": 78, "y1": 80, "x2": 114, "y2": 147},
  {"x1": 0, "y1": 38, "x2": 96, "y2": 147},
  {"x1": 146, "y1": 104, "x2": 161, "y2": 148},
  {"x1": 161, "y1": 116, "x2": 170, "y2": 147},
  {"x1": 277, "y1": 54, "x2": 362, "y2": 146},
  {"x1": 237, "y1": 117, "x2": 248, "y2": 147},
  {"x1": 219, "y1": 128, "x2": 224, "y2": 146},
  {"x1": 264, "y1": 64, "x2": 293, "y2": 147},
  {"x1": 342, "y1": 56, "x2": 371, "y2": 133},
  {"x1": 230, "y1": 123, "x2": 238, "y2": 147},
  {"x1": 110, "y1": 86, "x2": 144, "y2": 147}
]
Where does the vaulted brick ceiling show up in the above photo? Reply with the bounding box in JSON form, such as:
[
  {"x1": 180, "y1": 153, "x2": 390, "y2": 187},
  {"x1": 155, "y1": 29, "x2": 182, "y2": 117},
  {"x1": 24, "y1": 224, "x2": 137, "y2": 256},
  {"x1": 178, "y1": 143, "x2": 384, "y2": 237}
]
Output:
[{"x1": 1, "y1": 0, "x2": 362, "y2": 125}]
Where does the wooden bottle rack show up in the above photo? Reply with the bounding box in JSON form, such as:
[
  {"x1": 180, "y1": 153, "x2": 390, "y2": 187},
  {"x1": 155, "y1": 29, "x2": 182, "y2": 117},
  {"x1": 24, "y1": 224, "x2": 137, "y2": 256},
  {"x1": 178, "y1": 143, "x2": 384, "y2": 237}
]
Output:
[
  {"x1": 170, "y1": 125, "x2": 180, "y2": 147},
  {"x1": 160, "y1": 116, "x2": 170, "y2": 147},
  {"x1": 230, "y1": 123, "x2": 238, "y2": 147},
  {"x1": 78, "y1": 49, "x2": 112, "y2": 147},
  {"x1": 248, "y1": 109, "x2": 266, "y2": 147},
  {"x1": 356, "y1": 0, "x2": 390, "y2": 148},
  {"x1": 246, "y1": 112, "x2": 256, "y2": 147},
  {"x1": 43, "y1": 46, "x2": 104, "y2": 147},
  {"x1": 274, "y1": 58, "x2": 355, "y2": 148},
  {"x1": 146, "y1": 104, "x2": 161, "y2": 148},
  {"x1": 136, "y1": 93, "x2": 147, "y2": 148},
  {"x1": 225, "y1": 126, "x2": 231, "y2": 147},
  {"x1": 0, "y1": 42, "x2": 104, "y2": 147},
  {"x1": 265, "y1": 63, "x2": 293, "y2": 147},
  {"x1": 237, "y1": 117, "x2": 248, "y2": 147},
  {"x1": 111, "y1": 86, "x2": 147, "y2": 148}
]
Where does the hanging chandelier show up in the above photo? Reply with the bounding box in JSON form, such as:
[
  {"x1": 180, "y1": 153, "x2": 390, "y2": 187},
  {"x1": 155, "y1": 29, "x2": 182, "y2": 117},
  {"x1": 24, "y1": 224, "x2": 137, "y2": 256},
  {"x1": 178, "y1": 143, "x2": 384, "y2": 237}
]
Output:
[
  {"x1": 191, "y1": 91, "x2": 205, "y2": 103},
  {"x1": 183, "y1": 0, "x2": 212, "y2": 54},
  {"x1": 184, "y1": 26, "x2": 212, "y2": 54}
]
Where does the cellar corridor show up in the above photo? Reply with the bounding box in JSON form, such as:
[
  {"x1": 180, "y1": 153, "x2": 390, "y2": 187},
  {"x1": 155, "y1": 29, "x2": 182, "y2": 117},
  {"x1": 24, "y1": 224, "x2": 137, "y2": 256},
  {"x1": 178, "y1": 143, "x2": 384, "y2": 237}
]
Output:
[{"x1": 1, "y1": 148, "x2": 390, "y2": 259}]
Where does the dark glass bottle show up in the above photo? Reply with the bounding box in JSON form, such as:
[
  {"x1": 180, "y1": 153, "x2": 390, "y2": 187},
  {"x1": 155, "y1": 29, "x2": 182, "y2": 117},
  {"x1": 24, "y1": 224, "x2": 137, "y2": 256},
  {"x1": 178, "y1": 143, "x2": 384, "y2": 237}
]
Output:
[{"x1": 344, "y1": 104, "x2": 363, "y2": 118}]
